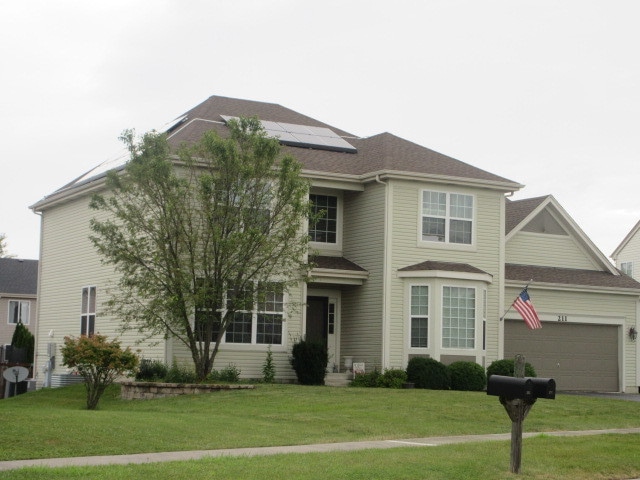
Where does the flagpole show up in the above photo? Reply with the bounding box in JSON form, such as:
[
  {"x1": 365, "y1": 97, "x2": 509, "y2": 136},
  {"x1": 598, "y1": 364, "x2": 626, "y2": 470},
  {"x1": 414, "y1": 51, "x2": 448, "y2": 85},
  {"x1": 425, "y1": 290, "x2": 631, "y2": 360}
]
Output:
[{"x1": 500, "y1": 279, "x2": 533, "y2": 322}]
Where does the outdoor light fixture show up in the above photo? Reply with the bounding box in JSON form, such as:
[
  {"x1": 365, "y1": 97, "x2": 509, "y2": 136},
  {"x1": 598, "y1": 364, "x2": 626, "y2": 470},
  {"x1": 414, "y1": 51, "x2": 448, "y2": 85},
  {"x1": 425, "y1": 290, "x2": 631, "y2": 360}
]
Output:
[{"x1": 629, "y1": 327, "x2": 638, "y2": 341}]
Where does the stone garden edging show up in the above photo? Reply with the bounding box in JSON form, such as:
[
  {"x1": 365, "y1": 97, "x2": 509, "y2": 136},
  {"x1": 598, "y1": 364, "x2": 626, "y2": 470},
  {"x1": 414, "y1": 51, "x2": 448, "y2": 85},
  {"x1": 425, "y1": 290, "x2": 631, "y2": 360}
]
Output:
[{"x1": 120, "y1": 381, "x2": 254, "y2": 400}]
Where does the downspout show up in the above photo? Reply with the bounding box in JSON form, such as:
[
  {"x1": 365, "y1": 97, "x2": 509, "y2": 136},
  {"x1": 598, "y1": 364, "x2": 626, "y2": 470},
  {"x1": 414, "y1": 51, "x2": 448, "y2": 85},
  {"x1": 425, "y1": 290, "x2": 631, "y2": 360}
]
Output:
[
  {"x1": 376, "y1": 175, "x2": 391, "y2": 369},
  {"x1": 636, "y1": 298, "x2": 640, "y2": 393}
]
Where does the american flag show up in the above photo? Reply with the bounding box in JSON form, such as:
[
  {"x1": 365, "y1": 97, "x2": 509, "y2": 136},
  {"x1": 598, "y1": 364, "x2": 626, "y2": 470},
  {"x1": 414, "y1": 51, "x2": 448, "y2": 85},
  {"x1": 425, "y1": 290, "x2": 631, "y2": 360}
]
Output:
[{"x1": 513, "y1": 288, "x2": 542, "y2": 330}]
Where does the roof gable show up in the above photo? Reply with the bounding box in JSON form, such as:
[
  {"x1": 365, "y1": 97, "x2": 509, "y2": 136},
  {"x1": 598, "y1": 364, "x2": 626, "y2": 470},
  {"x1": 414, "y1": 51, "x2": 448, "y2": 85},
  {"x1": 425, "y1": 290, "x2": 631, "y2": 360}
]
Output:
[
  {"x1": 611, "y1": 219, "x2": 640, "y2": 259},
  {"x1": 506, "y1": 195, "x2": 616, "y2": 275}
]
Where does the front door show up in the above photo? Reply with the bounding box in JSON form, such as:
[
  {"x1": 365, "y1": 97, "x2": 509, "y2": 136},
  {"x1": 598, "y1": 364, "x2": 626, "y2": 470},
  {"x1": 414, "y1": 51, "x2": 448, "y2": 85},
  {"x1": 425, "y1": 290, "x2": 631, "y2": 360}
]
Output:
[{"x1": 306, "y1": 295, "x2": 338, "y2": 371}]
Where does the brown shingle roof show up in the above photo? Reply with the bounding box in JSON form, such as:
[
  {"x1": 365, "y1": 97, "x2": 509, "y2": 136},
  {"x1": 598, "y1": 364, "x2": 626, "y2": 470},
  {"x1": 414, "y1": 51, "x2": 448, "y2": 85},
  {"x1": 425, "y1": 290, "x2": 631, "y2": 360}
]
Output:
[
  {"x1": 310, "y1": 256, "x2": 367, "y2": 272},
  {"x1": 399, "y1": 260, "x2": 490, "y2": 275},
  {"x1": 0, "y1": 258, "x2": 38, "y2": 295},
  {"x1": 167, "y1": 96, "x2": 521, "y2": 186},
  {"x1": 505, "y1": 263, "x2": 640, "y2": 290},
  {"x1": 40, "y1": 95, "x2": 522, "y2": 203},
  {"x1": 505, "y1": 196, "x2": 549, "y2": 234}
]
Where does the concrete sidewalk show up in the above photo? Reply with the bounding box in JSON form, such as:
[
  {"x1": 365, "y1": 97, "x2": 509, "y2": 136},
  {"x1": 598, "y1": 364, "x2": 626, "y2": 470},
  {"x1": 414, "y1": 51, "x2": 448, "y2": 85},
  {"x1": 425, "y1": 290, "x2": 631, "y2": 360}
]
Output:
[{"x1": 1, "y1": 427, "x2": 639, "y2": 471}]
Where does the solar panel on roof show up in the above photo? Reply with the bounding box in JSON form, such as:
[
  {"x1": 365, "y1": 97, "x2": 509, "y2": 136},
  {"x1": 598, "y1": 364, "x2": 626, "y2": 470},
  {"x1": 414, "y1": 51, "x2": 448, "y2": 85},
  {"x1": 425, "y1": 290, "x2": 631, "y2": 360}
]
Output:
[{"x1": 220, "y1": 115, "x2": 357, "y2": 153}]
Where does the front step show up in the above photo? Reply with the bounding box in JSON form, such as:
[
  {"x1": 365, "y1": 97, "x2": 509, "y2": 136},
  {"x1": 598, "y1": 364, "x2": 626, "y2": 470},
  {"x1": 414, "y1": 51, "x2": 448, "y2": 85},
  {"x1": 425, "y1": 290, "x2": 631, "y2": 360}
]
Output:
[{"x1": 325, "y1": 372, "x2": 352, "y2": 387}]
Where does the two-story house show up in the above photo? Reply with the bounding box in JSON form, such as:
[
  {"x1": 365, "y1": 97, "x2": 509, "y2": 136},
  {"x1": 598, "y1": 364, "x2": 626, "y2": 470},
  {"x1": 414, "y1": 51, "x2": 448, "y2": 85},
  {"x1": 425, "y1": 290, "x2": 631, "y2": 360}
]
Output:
[{"x1": 31, "y1": 95, "x2": 640, "y2": 392}]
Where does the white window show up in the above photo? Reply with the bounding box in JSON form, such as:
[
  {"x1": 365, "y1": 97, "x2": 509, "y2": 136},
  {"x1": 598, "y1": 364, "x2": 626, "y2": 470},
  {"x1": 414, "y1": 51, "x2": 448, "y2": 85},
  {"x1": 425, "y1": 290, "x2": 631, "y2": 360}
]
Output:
[
  {"x1": 410, "y1": 285, "x2": 429, "y2": 348},
  {"x1": 621, "y1": 262, "x2": 633, "y2": 277},
  {"x1": 421, "y1": 191, "x2": 473, "y2": 244},
  {"x1": 8, "y1": 300, "x2": 30, "y2": 325},
  {"x1": 81, "y1": 286, "x2": 96, "y2": 336},
  {"x1": 482, "y1": 289, "x2": 487, "y2": 351},
  {"x1": 197, "y1": 282, "x2": 284, "y2": 345},
  {"x1": 309, "y1": 194, "x2": 338, "y2": 244},
  {"x1": 442, "y1": 286, "x2": 475, "y2": 349}
]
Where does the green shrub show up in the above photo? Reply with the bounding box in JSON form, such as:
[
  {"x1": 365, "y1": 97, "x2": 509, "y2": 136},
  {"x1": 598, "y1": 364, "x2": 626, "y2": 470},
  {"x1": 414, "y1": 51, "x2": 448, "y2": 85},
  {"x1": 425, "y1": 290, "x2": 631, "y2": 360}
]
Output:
[
  {"x1": 218, "y1": 364, "x2": 241, "y2": 383},
  {"x1": 135, "y1": 359, "x2": 168, "y2": 381},
  {"x1": 164, "y1": 363, "x2": 197, "y2": 384},
  {"x1": 290, "y1": 339, "x2": 328, "y2": 385},
  {"x1": 10, "y1": 321, "x2": 34, "y2": 364},
  {"x1": 447, "y1": 361, "x2": 486, "y2": 391},
  {"x1": 406, "y1": 357, "x2": 450, "y2": 390},
  {"x1": 486, "y1": 359, "x2": 537, "y2": 379},
  {"x1": 262, "y1": 346, "x2": 276, "y2": 384},
  {"x1": 377, "y1": 369, "x2": 408, "y2": 388},
  {"x1": 350, "y1": 370, "x2": 381, "y2": 387}
]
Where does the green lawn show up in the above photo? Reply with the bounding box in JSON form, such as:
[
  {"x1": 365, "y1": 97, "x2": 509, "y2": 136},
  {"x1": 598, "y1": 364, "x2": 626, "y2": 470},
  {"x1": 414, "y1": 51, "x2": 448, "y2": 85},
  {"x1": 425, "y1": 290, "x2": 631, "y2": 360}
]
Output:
[{"x1": 1, "y1": 384, "x2": 639, "y2": 479}]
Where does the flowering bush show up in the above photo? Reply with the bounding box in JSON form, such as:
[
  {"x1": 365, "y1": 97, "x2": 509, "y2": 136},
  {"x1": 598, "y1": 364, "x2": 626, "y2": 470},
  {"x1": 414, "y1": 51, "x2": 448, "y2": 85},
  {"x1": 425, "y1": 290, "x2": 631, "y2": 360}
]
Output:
[{"x1": 61, "y1": 334, "x2": 138, "y2": 410}]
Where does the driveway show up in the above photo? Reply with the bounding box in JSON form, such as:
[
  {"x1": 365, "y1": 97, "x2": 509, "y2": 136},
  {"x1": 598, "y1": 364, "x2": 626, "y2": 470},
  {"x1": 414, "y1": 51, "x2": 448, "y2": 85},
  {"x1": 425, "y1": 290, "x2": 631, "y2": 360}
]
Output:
[{"x1": 560, "y1": 391, "x2": 640, "y2": 402}]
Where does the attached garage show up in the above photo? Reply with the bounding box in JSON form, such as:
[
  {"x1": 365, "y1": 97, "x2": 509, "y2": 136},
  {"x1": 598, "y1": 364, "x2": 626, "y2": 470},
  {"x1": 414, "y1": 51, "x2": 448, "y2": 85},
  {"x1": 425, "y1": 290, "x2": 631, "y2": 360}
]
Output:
[{"x1": 504, "y1": 320, "x2": 620, "y2": 392}]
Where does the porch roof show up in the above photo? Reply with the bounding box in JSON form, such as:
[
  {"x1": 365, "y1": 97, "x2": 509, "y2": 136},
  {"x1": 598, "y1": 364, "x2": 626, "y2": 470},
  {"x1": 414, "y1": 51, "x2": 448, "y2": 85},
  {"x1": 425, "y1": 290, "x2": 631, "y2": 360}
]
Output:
[{"x1": 309, "y1": 256, "x2": 368, "y2": 286}]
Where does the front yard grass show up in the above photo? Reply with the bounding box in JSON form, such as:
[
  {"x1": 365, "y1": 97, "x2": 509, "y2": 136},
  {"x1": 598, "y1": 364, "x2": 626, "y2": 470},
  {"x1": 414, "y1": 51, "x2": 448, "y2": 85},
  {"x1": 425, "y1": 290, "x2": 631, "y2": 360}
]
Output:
[
  {"x1": 2, "y1": 435, "x2": 639, "y2": 480},
  {"x1": 1, "y1": 383, "x2": 639, "y2": 462}
]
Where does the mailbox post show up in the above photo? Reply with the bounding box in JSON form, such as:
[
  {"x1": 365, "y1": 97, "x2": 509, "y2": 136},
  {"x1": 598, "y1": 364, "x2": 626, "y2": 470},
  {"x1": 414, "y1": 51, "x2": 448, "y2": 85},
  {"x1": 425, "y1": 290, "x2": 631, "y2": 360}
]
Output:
[{"x1": 487, "y1": 355, "x2": 556, "y2": 474}]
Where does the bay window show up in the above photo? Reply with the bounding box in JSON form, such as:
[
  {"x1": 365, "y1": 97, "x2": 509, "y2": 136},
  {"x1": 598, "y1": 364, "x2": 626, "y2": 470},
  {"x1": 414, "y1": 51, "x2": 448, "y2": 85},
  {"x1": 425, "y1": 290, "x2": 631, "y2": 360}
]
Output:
[
  {"x1": 410, "y1": 285, "x2": 429, "y2": 348},
  {"x1": 442, "y1": 286, "x2": 475, "y2": 349}
]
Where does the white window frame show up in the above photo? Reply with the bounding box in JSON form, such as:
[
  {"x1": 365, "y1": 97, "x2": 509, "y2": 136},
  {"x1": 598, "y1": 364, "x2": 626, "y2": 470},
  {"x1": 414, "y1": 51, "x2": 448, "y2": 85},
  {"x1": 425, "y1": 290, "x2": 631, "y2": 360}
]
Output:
[
  {"x1": 409, "y1": 284, "x2": 429, "y2": 349},
  {"x1": 197, "y1": 282, "x2": 287, "y2": 348},
  {"x1": 419, "y1": 190, "x2": 475, "y2": 247},
  {"x1": 8, "y1": 300, "x2": 30, "y2": 325},
  {"x1": 80, "y1": 286, "x2": 97, "y2": 336},
  {"x1": 309, "y1": 190, "x2": 343, "y2": 253},
  {"x1": 621, "y1": 261, "x2": 633, "y2": 277},
  {"x1": 441, "y1": 285, "x2": 476, "y2": 350}
]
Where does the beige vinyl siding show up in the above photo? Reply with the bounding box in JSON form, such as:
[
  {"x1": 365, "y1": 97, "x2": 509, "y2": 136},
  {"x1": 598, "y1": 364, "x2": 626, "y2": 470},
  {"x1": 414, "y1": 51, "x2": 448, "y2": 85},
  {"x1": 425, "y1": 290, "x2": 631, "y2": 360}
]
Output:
[
  {"x1": 340, "y1": 183, "x2": 386, "y2": 371},
  {"x1": 388, "y1": 180, "x2": 505, "y2": 367},
  {"x1": 615, "y1": 230, "x2": 640, "y2": 280},
  {"x1": 35, "y1": 195, "x2": 165, "y2": 387},
  {"x1": 507, "y1": 231, "x2": 600, "y2": 270},
  {"x1": 504, "y1": 286, "x2": 637, "y2": 392}
]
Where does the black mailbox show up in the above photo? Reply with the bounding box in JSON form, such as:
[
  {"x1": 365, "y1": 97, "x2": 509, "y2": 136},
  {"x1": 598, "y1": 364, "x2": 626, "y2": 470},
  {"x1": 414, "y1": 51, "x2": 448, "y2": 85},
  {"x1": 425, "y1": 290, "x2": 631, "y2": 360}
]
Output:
[
  {"x1": 487, "y1": 375, "x2": 534, "y2": 400},
  {"x1": 528, "y1": 377, "x2": 556, "y2": 399}
]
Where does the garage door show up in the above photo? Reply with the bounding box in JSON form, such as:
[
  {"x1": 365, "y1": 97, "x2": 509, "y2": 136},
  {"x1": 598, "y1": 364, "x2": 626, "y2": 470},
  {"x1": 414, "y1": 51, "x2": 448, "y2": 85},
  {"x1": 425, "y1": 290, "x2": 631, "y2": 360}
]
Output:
[{"x1": 504, "y1": 320, "x2": 619, "y2": 392}]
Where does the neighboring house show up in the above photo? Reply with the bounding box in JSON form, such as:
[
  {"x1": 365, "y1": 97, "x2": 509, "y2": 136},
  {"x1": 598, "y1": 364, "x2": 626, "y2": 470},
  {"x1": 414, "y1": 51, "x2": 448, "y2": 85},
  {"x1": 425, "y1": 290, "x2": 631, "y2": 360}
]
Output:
[
  {"x1": 612, "y1": 220, "x2": 640, "y2": 280},
  {"x1": 30, "y1": 95, "x2": 640, "y2": 392},
  {"x1": 0, "y1": 258, "x2": 38, "y2": 359}
]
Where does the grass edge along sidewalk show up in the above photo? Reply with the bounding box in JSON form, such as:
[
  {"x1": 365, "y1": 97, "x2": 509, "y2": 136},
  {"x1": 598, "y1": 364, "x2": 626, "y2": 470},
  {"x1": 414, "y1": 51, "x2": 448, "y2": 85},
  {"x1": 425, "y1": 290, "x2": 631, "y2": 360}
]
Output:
[{"x1": 1, "y1": 427, "x2": 639, "y2": 471}]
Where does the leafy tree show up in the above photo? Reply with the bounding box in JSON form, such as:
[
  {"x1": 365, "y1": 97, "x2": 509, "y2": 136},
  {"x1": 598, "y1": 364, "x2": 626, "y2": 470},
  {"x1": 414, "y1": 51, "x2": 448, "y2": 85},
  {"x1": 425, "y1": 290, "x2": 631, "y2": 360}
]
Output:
[
  {"x1": 89, "y1": 117, "x2": 312, "y2": 381},
  {"x1": 10, "y1": 321, "x2": 34, "y2": 364},
  {"x1": 0, "y1": 233, "x2": 14, "y2": 258},
  {"x1": 61, "y1": 334, "x2": 138, "y2": 410}
]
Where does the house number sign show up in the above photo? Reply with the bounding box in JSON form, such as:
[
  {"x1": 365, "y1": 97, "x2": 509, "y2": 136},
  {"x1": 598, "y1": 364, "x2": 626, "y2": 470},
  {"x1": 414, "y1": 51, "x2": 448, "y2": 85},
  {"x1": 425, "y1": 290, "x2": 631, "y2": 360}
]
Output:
[{"x1": 557, "y1": 315, "x2": 568, "y2": 322}]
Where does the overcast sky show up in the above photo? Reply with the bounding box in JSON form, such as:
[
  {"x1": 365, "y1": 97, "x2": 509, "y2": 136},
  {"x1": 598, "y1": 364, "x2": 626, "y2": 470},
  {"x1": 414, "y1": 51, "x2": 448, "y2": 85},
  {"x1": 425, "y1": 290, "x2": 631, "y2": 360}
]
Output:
[{"x1": 1, "y1": 1, "x2": 638, "y2": 261}]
